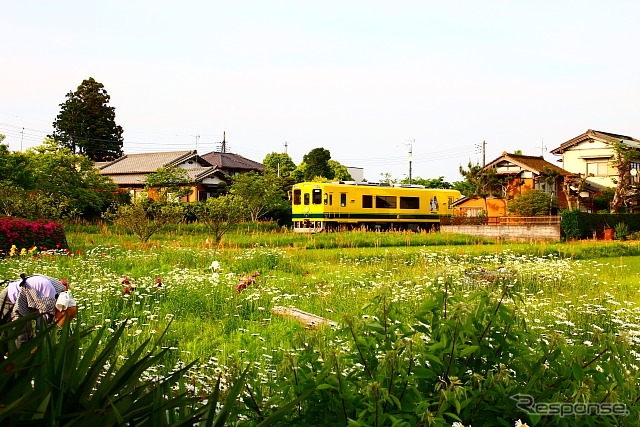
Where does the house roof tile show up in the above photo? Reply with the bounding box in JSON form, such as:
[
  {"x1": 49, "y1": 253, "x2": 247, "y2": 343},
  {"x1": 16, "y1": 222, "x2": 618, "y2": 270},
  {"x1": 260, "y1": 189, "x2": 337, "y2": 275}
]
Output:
[
  {"x1": 485, "y1": 152, "x2": 572, "y2": 176},
  {"x1": 99, "y1": 150, "x2": 209, "y2": 174},
  {"x1": 200, "y1": 152, "x2": 265, "y2": 171},
  {"x1": 550, "y1": 129, "x2": 640, "y2": 155}
]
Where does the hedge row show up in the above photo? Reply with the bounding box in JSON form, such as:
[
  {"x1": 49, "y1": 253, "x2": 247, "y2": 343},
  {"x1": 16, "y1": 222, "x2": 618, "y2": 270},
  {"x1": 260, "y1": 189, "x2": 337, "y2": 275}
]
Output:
[
  {"x1": 560, "y1": 210, "x2": 640, "y2": 239},
  {"x1": 0, "y1": 216, "x2": 67, "y2": 252}
]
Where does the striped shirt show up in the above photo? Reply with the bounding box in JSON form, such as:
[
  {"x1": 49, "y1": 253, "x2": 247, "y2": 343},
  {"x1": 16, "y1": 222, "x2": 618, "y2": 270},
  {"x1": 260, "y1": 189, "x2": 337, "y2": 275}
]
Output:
[{"x1": 6, "y1": 275, "x2": 65, "y2": 323}]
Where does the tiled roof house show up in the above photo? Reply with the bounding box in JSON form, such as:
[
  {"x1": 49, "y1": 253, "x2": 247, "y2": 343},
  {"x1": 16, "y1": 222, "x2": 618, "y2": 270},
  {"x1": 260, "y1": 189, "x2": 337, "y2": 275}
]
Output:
[
  {"x1": 199, "y1": 151, "x2": 265, "y2": 176},
  {"x1": 97, "y1": 150, "x2": 227, "y2": 201},
  {"x1": 550, "y1": 129, "x2": 640, "y2": 191},
  {"x1": 452, "y1": 152, "x2": 572, "y2": 217}
]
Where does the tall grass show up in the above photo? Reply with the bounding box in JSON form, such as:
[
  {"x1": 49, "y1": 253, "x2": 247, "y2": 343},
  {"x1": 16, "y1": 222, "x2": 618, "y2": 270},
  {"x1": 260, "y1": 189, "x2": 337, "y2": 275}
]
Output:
[{"x1": 2, "y1": 226, "x2": 640, "y2": 424}]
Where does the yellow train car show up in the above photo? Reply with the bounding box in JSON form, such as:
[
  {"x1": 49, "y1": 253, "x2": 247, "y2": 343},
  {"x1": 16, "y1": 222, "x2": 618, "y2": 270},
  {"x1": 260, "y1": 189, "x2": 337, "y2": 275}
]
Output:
[{"x1": 291, "y1": 181, "x2": 461, "y2": 233}]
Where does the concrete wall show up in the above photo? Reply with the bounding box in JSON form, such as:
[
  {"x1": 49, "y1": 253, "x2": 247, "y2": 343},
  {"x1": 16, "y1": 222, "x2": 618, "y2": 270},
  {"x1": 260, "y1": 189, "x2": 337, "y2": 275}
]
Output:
[{"x1": 441, "y1": 224, "x2": 561, "y2": 242}]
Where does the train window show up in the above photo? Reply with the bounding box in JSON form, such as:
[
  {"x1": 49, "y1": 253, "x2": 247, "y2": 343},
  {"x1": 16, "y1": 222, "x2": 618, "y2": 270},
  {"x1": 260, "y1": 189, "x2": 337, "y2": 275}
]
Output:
[
  {"x1": 429, "y1": 196, "x2": 439, "y2": 211},
  {"x1": 304, "y1": 193, "x2": 310, "y2": 205},
  {"x1": 400, "y1": 197, "x2": 419, "y2": 209},
  {"x1": 362, "y1": 195, "x2": 373, "y2": 208},
  {"x1": 376, "y1": 196, "x2": 397, "y2": 209},
  {"x1": 329, "y1": 194, "x2": 333, "y2": 205},
  {"x1": 340, "y1": 193, "x2": 347, "y2": 207},
  {"x1": 293, "y1": 189, "x2": 301, "y2": 205},
  {"x1": 448, "y1": 197, "x2": 454, "y2": 208},
  {"x1": 312, "y1": 189, "x2": 322, "y2": 204}
]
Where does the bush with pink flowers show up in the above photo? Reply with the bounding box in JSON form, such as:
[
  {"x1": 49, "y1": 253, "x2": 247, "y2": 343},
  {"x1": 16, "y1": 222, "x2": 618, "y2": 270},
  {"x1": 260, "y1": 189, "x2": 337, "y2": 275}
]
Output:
[{"x1": 0, "y1": 216, "x2": 67, "y2": 253}]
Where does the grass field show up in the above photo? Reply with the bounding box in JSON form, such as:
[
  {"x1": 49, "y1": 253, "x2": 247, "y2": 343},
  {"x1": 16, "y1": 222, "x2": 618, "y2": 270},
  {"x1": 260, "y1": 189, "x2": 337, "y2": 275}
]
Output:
[{"x1": 2, "y1": 225, "x2": 640, "y2": 426}]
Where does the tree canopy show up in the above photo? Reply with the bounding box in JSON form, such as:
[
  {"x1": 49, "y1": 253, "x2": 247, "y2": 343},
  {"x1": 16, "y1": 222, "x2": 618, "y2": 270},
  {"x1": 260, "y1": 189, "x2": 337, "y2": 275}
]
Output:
[
  {"x1": 51, "y1": 77, "x2": 124, "y2": 161},
  {"x1": 608, "y1": 139, "x2": 640, "y2": 213},
  {"x1": 0, "y1": 141, "x2": 119, "y2": 219},
  {"x1": 507, "y1": 189, "x2": 553, "y2": 216},
  {"x1": 301, "y1": 148, "x2": 333, "y2": 180},
  {"x1": 262, "y1": 152, "x2": 296, "y2": 178},
  {"x1": 230, "y1": 171, "x2": 287, "y2": 221},
  {"x1": 144, "y1": 165, "x2": 193, "y2": 202},
  {"x1": 328, "y1": 160, "x2": 353, "y2": 181}
]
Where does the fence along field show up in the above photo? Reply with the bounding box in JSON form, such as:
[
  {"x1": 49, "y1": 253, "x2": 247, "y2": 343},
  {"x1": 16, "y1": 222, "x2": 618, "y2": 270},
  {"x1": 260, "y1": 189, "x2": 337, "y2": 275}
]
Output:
[{"x1": 2, "y1": 225, "x2": 640, "y2": 426}]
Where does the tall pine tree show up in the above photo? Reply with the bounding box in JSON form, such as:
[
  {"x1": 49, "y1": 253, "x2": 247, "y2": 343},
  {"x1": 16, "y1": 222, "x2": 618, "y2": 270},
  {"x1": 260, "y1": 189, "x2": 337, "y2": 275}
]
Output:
[{"x1": 51, "y1": 77, "x2": 124, "y2": 161}]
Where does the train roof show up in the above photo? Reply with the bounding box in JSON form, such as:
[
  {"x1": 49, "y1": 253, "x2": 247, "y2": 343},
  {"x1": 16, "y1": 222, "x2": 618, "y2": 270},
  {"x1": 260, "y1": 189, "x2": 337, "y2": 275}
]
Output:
[{"x1": 294, "y1": 181, "x2": 458, "y2": 191}]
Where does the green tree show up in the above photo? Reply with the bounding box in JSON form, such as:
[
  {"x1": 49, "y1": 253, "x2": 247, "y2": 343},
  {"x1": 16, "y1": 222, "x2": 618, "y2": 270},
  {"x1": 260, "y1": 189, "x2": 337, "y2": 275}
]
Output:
[
  {"x1": 328, "y1": 160, "x2": 353, "y2": 181},
  {"x1": 608, "y1": 138, "x2": 640, "y2": 213},
  {"x1": 507, "y1": 189, "x2": 553, "y2": 216},
  {"x1": 540, "y1": 166, "x2": 561, "y2": 215},
  {"x1": 458, "y1": 162, "x2": 492, "y2": 211},
  {"x1": 302, "y1": 147, "x2": 333, "y2": 180},
  {"x1": 25, "y1": 142, "x2": 119, "y2": 218},
  {"x1": 103, "y1": 196, "x2": 185, "y2": 242},
  {"x1": 399, "y1": 176, "x2": 452, "y2": 188},
  {"x1": 230, "y1": 171, "x2": 286, "y2": 221},
  {"x1": 144, "y1": 165, "x2": 193, "y2": 202},
  {"x1": 379, "y1": 172, "x2": 397, "y2": 184},
  {"x1": 0, "y1": 141, "x2": 117, "y2": 219},
  {"x1": 51, "y1": 77, "x2": 124, "y2": 161},
  {"x1": 592, "y1": 188, "x2": 615, "y2": 212},
  {"x1": 262, "y1": 152, "x2": 296, "y2": 177},
  {"x1": 194, "y1": 195, "x2": 248, "y2": 244}
]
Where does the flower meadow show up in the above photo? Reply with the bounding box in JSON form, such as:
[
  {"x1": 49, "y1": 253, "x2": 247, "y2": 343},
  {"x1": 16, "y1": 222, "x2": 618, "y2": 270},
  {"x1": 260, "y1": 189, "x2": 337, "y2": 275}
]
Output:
[{"x1": 2, "y1": 229, "x2": 640, "y2": 426}]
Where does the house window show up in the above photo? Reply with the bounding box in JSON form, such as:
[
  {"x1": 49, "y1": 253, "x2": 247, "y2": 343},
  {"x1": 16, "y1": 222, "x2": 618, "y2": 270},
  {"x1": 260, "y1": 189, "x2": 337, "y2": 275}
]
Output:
[
  {"x1": 586, "y1": 161, "x2": 609, "y2": 176},
  {"x1": 461, "y1": 207, "x2": 483, "y2": 217},
  {"x1": 535, "y1": 180, "x2": 552, "y2": 195},
  {"x1": 399, "y1": 197, "x2": 419, "y2": 209}
]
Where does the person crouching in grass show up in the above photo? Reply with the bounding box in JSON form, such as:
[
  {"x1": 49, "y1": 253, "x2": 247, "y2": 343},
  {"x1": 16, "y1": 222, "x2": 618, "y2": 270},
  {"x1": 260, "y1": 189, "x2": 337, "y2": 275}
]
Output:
[{"x1": 0, "y1": 274, "x2": 77, "y2": 348}]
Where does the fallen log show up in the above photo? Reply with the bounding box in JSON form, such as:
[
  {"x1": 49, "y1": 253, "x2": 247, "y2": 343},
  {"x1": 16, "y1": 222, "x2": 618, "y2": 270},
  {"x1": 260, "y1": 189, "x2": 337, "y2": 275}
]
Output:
[{"x1": 271, "y1": 306, "x2": 331, "y2": 329}]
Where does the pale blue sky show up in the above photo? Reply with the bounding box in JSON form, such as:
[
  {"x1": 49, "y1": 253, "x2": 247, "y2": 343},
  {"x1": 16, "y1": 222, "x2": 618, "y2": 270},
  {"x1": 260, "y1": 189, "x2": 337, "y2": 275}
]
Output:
[{"x1": 2, "y1": 1, "x2": 639, "y2": 182}]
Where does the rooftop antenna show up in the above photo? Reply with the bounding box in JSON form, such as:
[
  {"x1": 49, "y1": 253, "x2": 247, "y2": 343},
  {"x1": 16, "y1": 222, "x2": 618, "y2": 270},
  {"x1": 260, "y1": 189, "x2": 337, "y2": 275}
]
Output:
[{"x1": 540, "y1": 138, "x2": 547, "y2": 156}]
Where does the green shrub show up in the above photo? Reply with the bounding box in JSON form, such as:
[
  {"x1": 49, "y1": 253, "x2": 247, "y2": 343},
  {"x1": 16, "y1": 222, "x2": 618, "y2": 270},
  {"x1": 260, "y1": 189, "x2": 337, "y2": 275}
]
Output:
[
  {"x1": 0, "y1": 316, "x2": 254, "y2": 426},
  {"x1": 560, "y1": 211, "x2": 640, "y2": 240},
  {"x1": 615, "y1": 222, "x2": 630, "y2": 240},
  {"x1": 508, "y1": 189, "x2": 553, "y2": 216}
]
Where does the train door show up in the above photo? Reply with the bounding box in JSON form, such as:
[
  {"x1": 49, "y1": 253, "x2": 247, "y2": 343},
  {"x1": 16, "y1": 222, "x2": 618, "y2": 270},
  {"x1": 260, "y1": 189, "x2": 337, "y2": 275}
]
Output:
[
  {"x1": 324, "y1": 191, "x2": 336, "y2": 218},
  {"x1": 339, "y1": 193, "x2": 348, "y2": 218}
]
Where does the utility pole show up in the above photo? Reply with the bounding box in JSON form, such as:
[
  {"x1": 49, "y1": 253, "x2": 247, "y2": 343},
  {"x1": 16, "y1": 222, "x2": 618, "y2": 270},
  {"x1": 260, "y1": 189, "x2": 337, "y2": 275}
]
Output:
[
  {"x1": 20, "y1": 127, "x2": 24, "y2": 151},
  {"x1": 195, "y1": 134, "x2": 200, "y2": 152},
  {"x1": 476, "y1": 140, "x2": 487, "y2": 166},
  {"x1": 284, "y1": 141, "x2": 288, "y2": 154},
  {"x1": 220, "y1": 131, "x2": 227, "y2": 153},
  {"x1": 407, "y1": 139, "x2": 414, "y2": 184}
]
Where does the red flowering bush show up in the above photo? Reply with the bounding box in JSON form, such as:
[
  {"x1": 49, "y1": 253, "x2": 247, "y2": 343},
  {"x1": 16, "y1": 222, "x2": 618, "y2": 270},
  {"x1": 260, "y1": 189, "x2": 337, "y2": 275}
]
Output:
[{"x1": 0, "y1": 216, "x2": 67, "y2": 252}]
